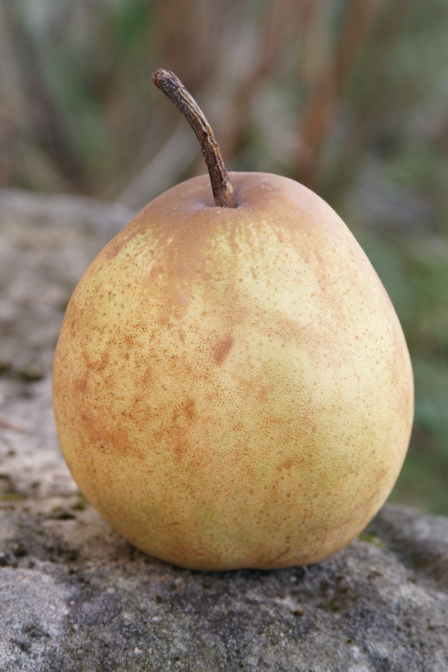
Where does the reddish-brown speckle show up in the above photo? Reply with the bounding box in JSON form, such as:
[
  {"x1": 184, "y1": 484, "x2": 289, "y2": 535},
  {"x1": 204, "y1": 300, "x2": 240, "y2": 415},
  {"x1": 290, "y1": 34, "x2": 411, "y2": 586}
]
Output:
[{"x1": 213, "y1": 336, "x2": 234, "y2": 365}]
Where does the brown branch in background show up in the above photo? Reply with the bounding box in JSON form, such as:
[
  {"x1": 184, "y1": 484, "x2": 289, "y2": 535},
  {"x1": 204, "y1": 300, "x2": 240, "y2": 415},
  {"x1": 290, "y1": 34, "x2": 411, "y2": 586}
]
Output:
[
  {"x1": 334, "y1": 0, "x2": 384, "y2": 94},
  {"x1": 152, "y1": 69, "x2": 237, "y2": 208},
  {"x1": 157, "y1": 0, "x2": 213, "y2": 93},
  {"x1": 0, "y1": 107, "x2": 17, "y2": 188},
  {"x1": 0, "y1": 7, "x2": 19, "y2": 188},
  {"x1": 297, "y1": 0, "x2": 318, "y2": 45},
  {"x1": 321, "y1": 0, "x2": 412, "y2": 202},
  {"x1": 218, "y1": 0, "x2": 306, "y2": 160},
  {"x1": 295, "y1": 0, "x2": 383, "y2": 189}
]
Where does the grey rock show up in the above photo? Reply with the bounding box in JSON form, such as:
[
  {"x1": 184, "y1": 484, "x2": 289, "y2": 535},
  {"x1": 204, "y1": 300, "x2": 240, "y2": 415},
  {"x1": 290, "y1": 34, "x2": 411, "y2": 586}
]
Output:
[
  {"x1": 0, "y1": 190, "x2": 447, "y2": 671},
  {"x1": 1, "y1": 485, "x2": 448, "y2": 671}
]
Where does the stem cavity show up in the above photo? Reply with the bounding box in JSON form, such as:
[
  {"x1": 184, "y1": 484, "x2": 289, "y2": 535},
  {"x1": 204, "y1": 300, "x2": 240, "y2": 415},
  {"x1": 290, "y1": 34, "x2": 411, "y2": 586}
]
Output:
[{"x1": 152, "y1": 68, "x2": 238, "y2": 208}]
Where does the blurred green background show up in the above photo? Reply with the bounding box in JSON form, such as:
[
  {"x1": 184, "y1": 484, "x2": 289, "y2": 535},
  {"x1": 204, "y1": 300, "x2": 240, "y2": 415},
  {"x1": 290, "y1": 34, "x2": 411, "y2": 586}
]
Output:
[{"x1": 1, "y1": 0, "x2": 447, "y2": 513}]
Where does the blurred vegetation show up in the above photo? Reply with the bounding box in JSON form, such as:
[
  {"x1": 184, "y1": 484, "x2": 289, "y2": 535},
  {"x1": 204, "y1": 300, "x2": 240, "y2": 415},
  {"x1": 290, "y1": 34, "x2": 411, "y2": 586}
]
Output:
[{"x1": 1, "y1": 0, "x2": 448, "y2": 513}]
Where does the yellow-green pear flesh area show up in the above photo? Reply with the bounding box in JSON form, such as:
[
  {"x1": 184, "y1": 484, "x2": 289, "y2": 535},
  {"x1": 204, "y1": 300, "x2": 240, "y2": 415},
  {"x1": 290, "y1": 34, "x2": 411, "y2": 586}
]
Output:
[{"x1": 52, "y1": 172, "x2": 413, "y2": 571}]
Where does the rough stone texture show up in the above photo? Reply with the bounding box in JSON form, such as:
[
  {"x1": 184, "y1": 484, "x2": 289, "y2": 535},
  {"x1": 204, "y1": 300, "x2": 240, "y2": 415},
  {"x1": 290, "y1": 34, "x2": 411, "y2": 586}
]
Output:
[{"x1": 0, "y1": 189, "x2": 447, "y2": 671}]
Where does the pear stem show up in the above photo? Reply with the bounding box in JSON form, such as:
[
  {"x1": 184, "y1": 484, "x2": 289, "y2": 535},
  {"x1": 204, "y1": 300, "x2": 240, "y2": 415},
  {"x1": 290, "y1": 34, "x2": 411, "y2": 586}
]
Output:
[{"x1": 152, "y1": 69, "x2": 238, "y2": 208}]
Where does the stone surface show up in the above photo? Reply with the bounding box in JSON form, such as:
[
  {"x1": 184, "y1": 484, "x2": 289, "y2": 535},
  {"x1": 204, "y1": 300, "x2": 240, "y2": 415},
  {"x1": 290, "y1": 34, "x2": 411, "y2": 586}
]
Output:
[{"x1": 0, "y1": 189, "x2": 447, "y2": 671}]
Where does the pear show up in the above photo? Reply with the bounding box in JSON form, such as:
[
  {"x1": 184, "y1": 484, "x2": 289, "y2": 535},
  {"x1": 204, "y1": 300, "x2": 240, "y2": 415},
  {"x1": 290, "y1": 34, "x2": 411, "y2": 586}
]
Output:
[{"x1": 52, "y1": 70, "x2": 413, "y2": 570}]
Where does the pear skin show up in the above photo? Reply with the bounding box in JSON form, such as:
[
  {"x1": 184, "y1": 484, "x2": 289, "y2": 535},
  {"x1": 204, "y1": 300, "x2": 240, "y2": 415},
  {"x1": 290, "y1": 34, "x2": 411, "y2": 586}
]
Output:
[{"x1": 52, "y1": 172, "x2": 414, "y2": 570}]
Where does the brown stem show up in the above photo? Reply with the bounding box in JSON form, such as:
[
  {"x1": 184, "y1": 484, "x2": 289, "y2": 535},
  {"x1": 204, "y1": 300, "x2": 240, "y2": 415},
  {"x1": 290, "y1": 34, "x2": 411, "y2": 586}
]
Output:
[{"x1": 152, "y1": 69, "x2": 238, "y2": 208}]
